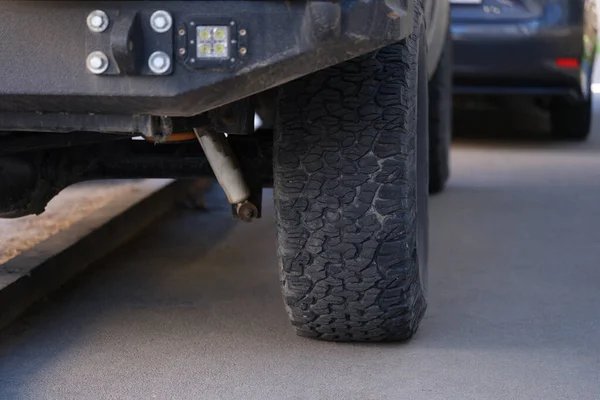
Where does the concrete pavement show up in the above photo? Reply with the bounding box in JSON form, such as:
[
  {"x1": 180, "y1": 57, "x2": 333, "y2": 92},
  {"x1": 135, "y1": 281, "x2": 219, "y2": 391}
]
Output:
[{"x1": 1, "y1": 105, "x2": 600, "y2": 399}]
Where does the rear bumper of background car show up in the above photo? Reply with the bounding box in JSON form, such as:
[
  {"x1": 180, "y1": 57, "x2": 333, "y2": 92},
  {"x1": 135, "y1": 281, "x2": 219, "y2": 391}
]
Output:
[
  {"x1": 452, "y1": 20, "x2": 586, "y2": 98},
  {"x1": 450, "y1": 0, "x2": 597, "y2": 101}
]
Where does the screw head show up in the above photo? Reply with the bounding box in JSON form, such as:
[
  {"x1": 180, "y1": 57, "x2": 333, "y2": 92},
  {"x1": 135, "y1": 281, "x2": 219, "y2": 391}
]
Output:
[
  {"x1": 86, "y1": 51, "x2": 109, "y2": 74},
  {"x1": 236, "y1": 201, "x2": 258, "y2": 222},
  {"x1": 178, "y1": 48, "x2": 186, "y2": 56},
  {"x1": 239, "y1": 29, "x2": 247, "y2": 36},
  {"x1": 154, "y1": 16, "x2": 167, "y2": 29},
  {"x1": 90, "y1": 16, "x2": 103, "y2": 28},
  {"x1": 89, "y1": 57, "x2": 103, "y2": 69},
  {"x1": 148, "y1": 51, "x2": 171, "y2": 74},
  {"x1": 87, "y1": 10, "x2": 109, "y2": 33},
  {"x1": 178, "y1": 28, "x2": 186, "y2": 36},
  {"x1": 239, "y1": 47, "x2": 247, "y2": 55},
  {"x1": 150, "y1": 10, "x2": 172, "y2": 33}
]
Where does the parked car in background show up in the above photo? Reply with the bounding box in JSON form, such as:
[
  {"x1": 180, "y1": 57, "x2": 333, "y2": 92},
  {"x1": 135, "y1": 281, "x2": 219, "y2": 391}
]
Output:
[{"x1": 451, "y1": 0, "x2": 597, "y2": 140}]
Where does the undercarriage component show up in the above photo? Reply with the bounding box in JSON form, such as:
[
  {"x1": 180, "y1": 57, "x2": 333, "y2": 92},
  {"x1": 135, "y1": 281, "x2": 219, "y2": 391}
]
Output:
[
  {"x1": 0, "y1": 140, "x2": 214, "y2": 218},
  {"x1": 235, "y1": 200, "x2": 259, "y2": 223},
  {"x1": 0, "y1": 157, "x2": 39, "y2": 218},
  {"x1": 0, "y1": 99, "x2": 249, "y2": 136},
  {"x1": 194, "y1": 128, "x2": 258, "y2": 222},
  {"x1": 0, "y1": 132, "x2": 125, "y2": 156},
  {"x1": 0, "y1": 113, "x2": 173, "y2": 137},
  {"x1": 0, "y1": 132, "x2": 272, "y2": 219},
  {"x1": 145, "y1": 132, "x2": 196, "y2": 143},
  {"x1": 207, "y1": 98, "x2": 255, "y2": 135}
]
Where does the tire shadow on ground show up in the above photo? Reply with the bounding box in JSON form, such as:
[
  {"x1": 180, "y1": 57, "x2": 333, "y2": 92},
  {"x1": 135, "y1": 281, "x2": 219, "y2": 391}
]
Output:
[{"x1": 451, "y1": 95, "x2": 600, "y2": 152}]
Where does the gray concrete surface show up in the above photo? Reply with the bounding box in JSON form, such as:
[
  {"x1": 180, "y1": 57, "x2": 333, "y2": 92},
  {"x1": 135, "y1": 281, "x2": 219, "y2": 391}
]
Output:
[{"x1": 1, "y1": 106, "x2": 600, "y2": 400}]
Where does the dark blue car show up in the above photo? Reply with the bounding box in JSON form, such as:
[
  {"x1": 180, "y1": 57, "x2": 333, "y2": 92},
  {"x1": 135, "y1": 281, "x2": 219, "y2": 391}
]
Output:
[{"x1": 451, "y1": 0, "x2": 597, "y2": 140}]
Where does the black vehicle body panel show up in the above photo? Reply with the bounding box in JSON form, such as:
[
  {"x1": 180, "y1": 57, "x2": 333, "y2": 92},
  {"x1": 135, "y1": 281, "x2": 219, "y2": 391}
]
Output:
[{"x1": 0, "y1": 1, "x2": 413, "y2": 118}]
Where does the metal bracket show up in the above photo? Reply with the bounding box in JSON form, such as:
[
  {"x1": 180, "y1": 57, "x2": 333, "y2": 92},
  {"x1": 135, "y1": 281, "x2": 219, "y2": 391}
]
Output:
[{"x1": 85, "y1": 9, "x2": 174, "y2": 76}]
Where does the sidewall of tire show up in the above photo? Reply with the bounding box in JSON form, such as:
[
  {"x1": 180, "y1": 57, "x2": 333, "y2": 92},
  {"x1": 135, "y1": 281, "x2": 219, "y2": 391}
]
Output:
[
  {"x1": 417, "y1": 27, "x2": 430, "y2": 296},
  {"x1": 427, "y1": 29, "x2": 452, "y2": 194}
]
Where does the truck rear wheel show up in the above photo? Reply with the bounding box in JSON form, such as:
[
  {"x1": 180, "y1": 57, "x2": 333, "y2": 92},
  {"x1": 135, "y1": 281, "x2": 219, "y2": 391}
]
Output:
[{"x1": 274, "y1": 10, "x2": 428, "y2": 342}]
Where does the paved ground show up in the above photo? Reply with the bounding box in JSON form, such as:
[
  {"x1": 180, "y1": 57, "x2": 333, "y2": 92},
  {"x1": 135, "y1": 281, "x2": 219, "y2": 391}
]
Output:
[
  {"x1": 0, "y1": 180, "x2": 153, "y2": 264},
  {"x1": 1, "y1": 104, "x2": 600, "y2": 399}
]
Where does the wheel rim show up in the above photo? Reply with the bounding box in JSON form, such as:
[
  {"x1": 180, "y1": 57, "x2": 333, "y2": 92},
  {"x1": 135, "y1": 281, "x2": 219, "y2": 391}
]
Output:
[{"x1": 416, "y1": 33, "x2": 430, "y2": 296}]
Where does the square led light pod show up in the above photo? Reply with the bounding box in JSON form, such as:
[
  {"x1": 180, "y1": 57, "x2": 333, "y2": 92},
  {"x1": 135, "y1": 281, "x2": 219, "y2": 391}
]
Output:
[{"x1": 196, "y1": 25, "x2": 230, "y2": 59}]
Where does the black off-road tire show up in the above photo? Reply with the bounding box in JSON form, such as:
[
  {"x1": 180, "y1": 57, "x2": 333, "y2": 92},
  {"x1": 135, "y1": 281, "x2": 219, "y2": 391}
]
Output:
[
  {"x1": 428, "y1": 30, "x2": 452, "y2": 194},
  {"x1": 274, "y1": 5, "x2": 428, "y2": 342},
  {"x1": 550, "y1": 97, "x2": 592, "y2": 141}
]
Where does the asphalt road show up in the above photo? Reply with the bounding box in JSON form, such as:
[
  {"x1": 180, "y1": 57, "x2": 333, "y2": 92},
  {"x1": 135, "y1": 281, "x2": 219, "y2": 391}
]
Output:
[{"x1": 1, "y1": 102, "x2": 600, "y2": 400}]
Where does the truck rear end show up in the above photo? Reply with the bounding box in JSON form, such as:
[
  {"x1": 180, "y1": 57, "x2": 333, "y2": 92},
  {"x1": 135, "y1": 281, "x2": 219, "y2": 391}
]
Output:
[{"x1": 0, "y1": 0, "x2": 453, "y2": 343}]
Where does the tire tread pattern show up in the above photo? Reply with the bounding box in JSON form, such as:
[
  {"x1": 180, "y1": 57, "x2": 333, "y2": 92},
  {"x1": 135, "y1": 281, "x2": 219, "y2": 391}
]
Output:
[{"x1": 273, "y1": 2, "x2": 426, "y2": 342}]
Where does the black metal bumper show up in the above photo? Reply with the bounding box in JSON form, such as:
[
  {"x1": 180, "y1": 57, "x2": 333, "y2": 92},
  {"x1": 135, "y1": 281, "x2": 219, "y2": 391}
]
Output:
[{"x1": 0, "y1": 1, "x2": 412, "y2": 117}]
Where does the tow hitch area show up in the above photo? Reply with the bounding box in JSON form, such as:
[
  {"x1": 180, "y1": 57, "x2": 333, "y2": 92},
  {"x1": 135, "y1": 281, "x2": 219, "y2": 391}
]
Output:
[{"x1": 0, "y1": 1, "x2": 412, "y2": 118}]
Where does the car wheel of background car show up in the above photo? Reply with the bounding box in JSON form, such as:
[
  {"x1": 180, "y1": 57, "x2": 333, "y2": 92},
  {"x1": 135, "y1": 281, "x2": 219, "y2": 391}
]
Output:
[
  {"x1": 549, "y1": 97, "x2": 592, "y2": 141},
  {"x1": 273, "y1": 1, "x2": 428, "y2": 342},
  {"x1": 428, "y1": 28, "x2": 452, "y2": 195}
]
